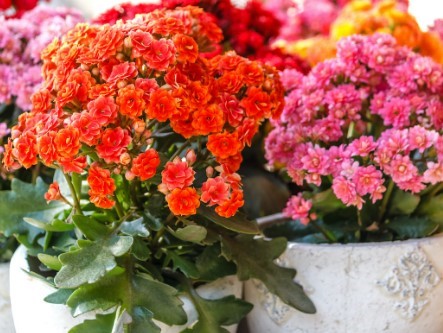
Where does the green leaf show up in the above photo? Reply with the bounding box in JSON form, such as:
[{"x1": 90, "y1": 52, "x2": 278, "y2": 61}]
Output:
[
  {"x1": 221, "y1": 236, "x2": 316, "y2": 314},
  {"x1": 132, "y1": 307, "x2": 160, "y2": 333},
  {"x1": 38, "y1": 253, "x2": 62, "y2": 271},
  {"x1": 131, "y1": 238, "x2": 151, "y2": 261},
  {"x1": 72, "y1": 215, "x2": 112, "y2": 241},
  {"x1": 67, "y1": 270, "x2": 186, "y2": 327},
  {"x1": 166, "y1": 250, "x2": 200, "y2": 278},
  {"x1": 388, "y1": 190, "x2": 420, "y2": 216},
  {"x1": 198, "y1": 206, "x2": 259, "y2": 235},
  {"x1": 170, "y1": 225, "x2": 207, "y2": 244},
  {"x1": 182, "y1": 293, "x2": 252, "y2": 333},
  {"x1": 417, "y1": 194, "x2": 443, "y2": 226},
  {"x1": 310, "y1": 189, "x2": 345, "y2": 214},
  {"x1": 69, "y1": 313, "x2": 115, "y2": 333},
  {"x1": 44, "y1": 288, "x2": 75, "y2": 304},
  {"x1": 23, "y1": 217, "x2": 75, "y2": 232},
  {"x1": 0, "y1": 178, "x2": 69, "y2": 236},
  {"x1": 196, "y1": 245, "x2": 236, "y2": 281},
  {"x1": 143, "y1": 212, "x2": 163, "y2": 232},
  {"x1": 55, "y1": 236, "x2": 133, "y2": 288},
  {"x1": 387, "y1": 216, "x2": 439, "y2": 239},
  {"x1": 121, "y1": 217, "x2": 150, "y2": 237}
]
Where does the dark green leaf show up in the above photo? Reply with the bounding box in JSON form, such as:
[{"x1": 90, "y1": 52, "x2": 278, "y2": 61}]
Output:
[
  {"x1": 388, "y1": 190, "x2": 420, "y2": 216},
  {"x1": 221, "y1": 236, "x2": 316, "y2": 314},
  {"x1": 143, "y1": 211, "x2": 163, "y2": 232},
  {"x1": 72, "y1": 215, "x2": 112, "y2": 241},
  {"x1": 55, "y1": 236, "x2": 133, "y2": 288},
  {"x1": 121, "y1": 217, "x2": 150, "y2": 237},
  {"x1": 131, "y1": 238, "x2": 151, "y2": 261},
  {"x1": 387, "y1": 216, "x2": 439, "y2": 239},
  {"x1": 166, "y1": 250, "x2": 200, "y2": 278},
  {"x1": 310, "y1": 189, "x2": 345, "y2": 214},
  {"x1": 69, "y1": 313, "x2": 115, "y2": 333},
  {"x1": 67, "y1": 270, "x2": 186, "y2": 327},
  {"x1": 417, "y1": 194, "x2": 443, "y2": 226},
  {"x1": 132, "y1": 307, "x2": 160, "y2": 333},
  {"x1": 182, "y1": 293, "x2": 252, "y2": 333},
  {"x1": 44, "y1": 288, "x2": 74, "y2": 304},
  {"x1": 0, "y1": 178, "x2": 69, "y2": 236},
  {"x1": 170, "y1": 225, "x2": 207, "y2": 244},
  {"x1": 198, "y1": 206, "x2": 259, "y2": 235},
  {"x1": 196, "y1": 245, "x2": 236, "y2": 281},
  {"x1": 38, "y1": 253, "x2": 62, "y2": 271}
]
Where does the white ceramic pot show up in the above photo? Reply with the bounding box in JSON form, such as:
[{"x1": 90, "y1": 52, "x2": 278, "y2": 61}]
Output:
[
  {"x1": 10, "y1": 246, "x2": 242, "y2": 333},
  {"x1": 245, "y1": 233, "x2": 443, "y2": 333},
  {"x1": 0, "y1": 262, "x2": 14, "y2": 333}
]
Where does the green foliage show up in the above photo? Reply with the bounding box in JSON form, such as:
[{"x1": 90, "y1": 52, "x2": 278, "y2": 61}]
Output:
[{"x1": 221, "y1": 235, "x2": 316, "y2": 314}]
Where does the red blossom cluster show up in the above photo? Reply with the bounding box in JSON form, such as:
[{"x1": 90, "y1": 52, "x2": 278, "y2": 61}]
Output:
[
  {"x1": 93, "y1": 0, "x2": 309, "y2": 72},
  {"x1": 3, "y1": 6, "x2": 284, "y2": 218}
]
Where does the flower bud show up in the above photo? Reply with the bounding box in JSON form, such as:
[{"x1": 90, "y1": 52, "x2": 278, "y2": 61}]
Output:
[
  {"x1": 117, "y1": 80, "x2": 127, "y2": 89},
  {"x1": 124, "y1": 37, "x2": 132, "y2": 49},
  {"x1": 125, "y1": 170, "x2": 135, "y2": 181},
  {"x1": 186, "y1": 149, "x2": 197, "y2": 165},
  {"x1": 133, "y1": 120, "x2": 146, "y2": 134},
  {"x1": 206, "y1": 166, "x2": 214, "y2": 178},
  {"x1": 120, "y1": 152, "x2": 131, "y2": 165}
]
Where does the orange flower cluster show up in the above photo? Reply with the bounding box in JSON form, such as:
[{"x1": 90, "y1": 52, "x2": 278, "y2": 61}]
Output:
[{"x1": 2, "y1": 6, "x2": 284, "y2": 217}]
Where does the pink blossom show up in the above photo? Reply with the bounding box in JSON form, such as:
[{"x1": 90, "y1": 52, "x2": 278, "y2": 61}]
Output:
[
  {"x1": 301, "y1": 144, "x2": 329, "y2": 175},
  {"x1": 0, "y1": 122, "x2": 10, "y2": 139},
  {"x1": 349, "y1": 136, "x2": 377, "y2": 157},
  {"x1": 283, "y1": 194, "x2": 313, "y2": 225},
  {"x1": 423, "y1": 162, "x2": 443, "y2": 185},
  {"x1": 408, "y1": 126, "x2": 438, "y2": 153},
  {"x1": 396, "y1": 175, "x2": 425, "y2": 193},
  {"x1": 386, "y1": 155, "x2": 418, "y2": 183},
  {"x1": 161, "y1": 158, "x2": 195, "y2": 191},
  {"x1": 332, "y1": 176, "x2": 364, "y2": 209},
  {"x1": 377, "y1": 97, "x2": 411, "y2": 129},
  {"x1": 201, "y1": 176, "x2": 230, "y2": 206},
  {"x1": 352, "y1": 165, "x2": 385, "y2": 199}
]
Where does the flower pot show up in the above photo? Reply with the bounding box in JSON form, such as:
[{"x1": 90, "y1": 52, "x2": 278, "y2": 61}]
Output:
[
  {"x1": 0, "y1": 262, "x2": 14, "y2": 333},
  {"x1": 10, "y1": 246, "x2": 242, "y2": 333},
  {"x1": 245, "y1": 233, "x2": 443, "y2": 333}
]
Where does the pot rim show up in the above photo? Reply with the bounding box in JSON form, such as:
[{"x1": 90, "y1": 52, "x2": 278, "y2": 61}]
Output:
[{"x1": 257, "y1": 213, "x2": 443, "y2": 249}]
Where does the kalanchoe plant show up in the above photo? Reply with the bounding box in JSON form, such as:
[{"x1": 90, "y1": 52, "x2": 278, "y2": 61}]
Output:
[
  {"x1": 266, "y1": 33, "x2": 443, "y2": 244},
  {"x1": 1, "y1": 6, "x2": 315, "y2": 331}
]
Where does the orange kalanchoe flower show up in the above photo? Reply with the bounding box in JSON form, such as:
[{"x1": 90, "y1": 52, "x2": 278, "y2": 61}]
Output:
[
  {"x1": 2, "y1": 7, "x2": 284, "y2": 218},
  {"x1": 166, "y1": 187, "x2": 201, "y2": 216},
  {"x1": 44, "y1": 182, "x2": 62, "y2": 203}
]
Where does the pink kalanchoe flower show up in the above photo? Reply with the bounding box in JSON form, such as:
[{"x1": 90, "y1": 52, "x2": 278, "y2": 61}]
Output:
[
  {"x1": 200, "y1": 176, "x2": 230, "y2": 206},
  {"x1": 423, "y1": 162, "x2": 443, "y2": 185},
  {"x1": 408, "y1": 126, "x2": 438, "y2": 153},
  {"x1": 386, "y1": 155, "x2": 418, "y2": 184},
  {"x1": 349, "y1": 136, "x2": 377, "y2": 157},
  {"x1": 301, "y1": 144, "x2": 329, "y2": 175},
  {"x1": 283, "y1": 194, "x2": 313, "y2": 225},
  {"x1": 0, "y1": 122, "x2": 10, "y2": 139},
  {"x1": 353, "y1": 165, "x2": 385, "y2": 198},
  {"x1": 332, "y1": 176, "x2": 363, "y2": 209},
  {"x1": 161, "y1": 157, "x2": 195, "y2": 191}
]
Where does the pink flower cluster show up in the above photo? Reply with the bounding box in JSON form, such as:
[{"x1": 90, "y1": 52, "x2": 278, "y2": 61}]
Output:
[
  {"x1": 0, "y1": 5, "x2": 83, "y2": 110},
  {"x1": 266, "y1": 33, "x2": 443, "y2": 223}
]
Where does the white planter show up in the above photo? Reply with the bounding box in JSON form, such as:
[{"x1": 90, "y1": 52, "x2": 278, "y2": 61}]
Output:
[
  {"x1": 245, "y1": 233, "x2": 443, "y2": 333},
  {"x1": 0, "y1": 262, "x2": 14, "y2": 333},
  {"x1": 10, "y1": 246, "x2": 242, "y2": 333}
]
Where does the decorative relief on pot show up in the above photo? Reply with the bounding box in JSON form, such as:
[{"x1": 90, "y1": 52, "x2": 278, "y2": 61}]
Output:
[
  {"x1": 377, "y1": 248, "x2": 441, "y2": 321},
  {"x1": 253, "y1": 279, "x2": 291, "y2": 325}
]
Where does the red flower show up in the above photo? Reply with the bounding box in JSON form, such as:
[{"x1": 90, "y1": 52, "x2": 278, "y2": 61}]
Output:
[
  {"x1": 129, "y1": 30, "x2": 154, "y2": 58},
  {"x1": 207, "y1": 131, "x2": 242, "y2": 159},
  {"x1": 131, "y1": 149, "x2": 160, "y2": 181},
  {"x1": 192, "y1": 104, "x2": 225, "y2": 135},
  {"x1": 96, "y1": 127, "x2": 131, "y2": 163},
  {"x1": 147, "y1": 89, "x2": 176, "y2": 122},
  {"x1": 116, "y1": 84, "x2": 146, "y2": 119},
  {"x1": 166, "y1": 187, "x2": 200, "y2": 216},
  {"x1": 145, "y1": 38, "x2": 176, "y2": 71},
  {"x1": 173, "y1": 34, "x2": 199, "y2": 63},
  {"x1": 54, "y1": 126, "x2": 81, "y2": 159},
  {"x1": 87, "y1": 96, "x2": 118, "y2": 126},
  {"x1": 15, "y1": 132, "x2": 38, "y2": 169},
  {"x1": 161, "y1": 158, "x2": 195, "y2": 190},
  {"x1": 59, "y1": 155, "x2": 87, "y2": 174},
  {"x1": 104, "y1": 62, "x2": 138, "y2": 86},
  {"x1": 44, "y1": 182, "x2": 62, "y2": 203},
  {"x1": 38, "y1": 131, "x2": 58, "y2": 166},
  {"x1": 239, "y1": 86, "x2": 272, "y2": 120},
  {"x1": 71, "y1": 111, "x2": 102, "y2": 146},
  {"x1": 215, "y1": 189, "x2": 244, "y2": 217},
  {"x1": 31, "y1": 89, "x2": 52, "y2": 114}
]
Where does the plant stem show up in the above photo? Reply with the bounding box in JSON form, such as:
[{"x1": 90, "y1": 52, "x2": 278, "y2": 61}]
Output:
[
  {"x1": 378, "y1": 179, "x2": 395, "y2": 224},
  {"x1": 310, "y1": 220, "x2": 336, "y2": 243},
  {"x1": 114, "y1": 197, "x2": 125, "y2": 219},
  {"x1": 63, "y1": 173, "x2": 82, "y2": 215},
  {"x1": 170, "y1": 140, "x2": 191, "y2": 161}
]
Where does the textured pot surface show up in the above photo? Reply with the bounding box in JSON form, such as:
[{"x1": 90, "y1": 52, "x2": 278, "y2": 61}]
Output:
[
  {"x1": 10, "y1": 246, "x2": 241, "y2": 333},
  {"x1": 245, "y1": 234, "x2": 443, "y2": 333},
  {"x1": 0, "y1": 262, "x2": 14, "y2": 333}
]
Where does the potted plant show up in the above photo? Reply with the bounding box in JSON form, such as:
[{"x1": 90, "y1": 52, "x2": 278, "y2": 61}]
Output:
[
  {"x1": 245, "y1": 33, "x2": 443, "y2": 333},
  {"x1": 1, "y1": 6, "x2": 315, "y2": 332},
  {"x1": 0, "y1": 234, "x2": 15, "y2": 332}
]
